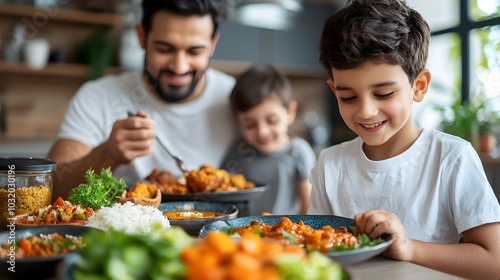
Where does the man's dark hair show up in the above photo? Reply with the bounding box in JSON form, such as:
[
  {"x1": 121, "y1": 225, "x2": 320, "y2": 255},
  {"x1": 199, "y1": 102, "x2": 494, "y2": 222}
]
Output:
[
  {"x1": 141, "y1": 0, "x2": 229, "y2": 38},
  {"x1": 319, "y1": 0, "x2": 430, "y2": 83},
  {"x1": 230, "y1": 64, "x2": 293, "y2": 113}
]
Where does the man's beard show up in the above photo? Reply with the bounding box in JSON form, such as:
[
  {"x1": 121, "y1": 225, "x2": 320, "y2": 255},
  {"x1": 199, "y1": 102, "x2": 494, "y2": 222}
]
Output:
[{"x1": 143, "y1": 64, "x2": 207, "y2": 103}]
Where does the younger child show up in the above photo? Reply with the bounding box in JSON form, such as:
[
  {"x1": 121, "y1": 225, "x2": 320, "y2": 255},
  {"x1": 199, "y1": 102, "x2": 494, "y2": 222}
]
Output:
[
  {"x1": 308, "y1": 0, "x2": 500, "y2": 278},
  {"x1": 221, "y1": 64, "x2": 316, "y2": 215}
]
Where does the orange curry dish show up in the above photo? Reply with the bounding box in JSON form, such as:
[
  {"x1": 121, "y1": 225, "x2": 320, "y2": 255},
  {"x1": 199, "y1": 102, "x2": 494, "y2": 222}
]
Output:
[
  {"x1": 230, "y1": 217, "x2": 359, "y2": 253},
  {"x1": 146, "y1": 165, "x2": 255, "y2": 194}
]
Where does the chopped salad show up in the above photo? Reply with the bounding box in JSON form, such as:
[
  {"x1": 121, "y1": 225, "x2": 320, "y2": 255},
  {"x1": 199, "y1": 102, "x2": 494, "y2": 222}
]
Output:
[
  {"x1": 0, "y1": 232, "x2": 83, "y2": 258},
  {"x1": 226, "y1": 217, "x2": 383, "y2": 253},
  {"x1": 15, "y1": 196, "x2": 95, "y2": 225}
]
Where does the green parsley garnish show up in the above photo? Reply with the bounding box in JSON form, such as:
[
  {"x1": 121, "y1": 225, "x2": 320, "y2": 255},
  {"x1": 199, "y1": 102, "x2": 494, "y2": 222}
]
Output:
[
  {"x1": 68, "y1": 167, "x2": 126, "y2": 210},
  {"x1": 329, "y1": 226, "x2": 384, "y2": 252}
]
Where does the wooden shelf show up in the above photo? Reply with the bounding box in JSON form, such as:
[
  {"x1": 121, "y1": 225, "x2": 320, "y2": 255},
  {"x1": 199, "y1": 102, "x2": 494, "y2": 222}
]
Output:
[
  {"x1": 0, "y1": 60, "x2": 325, "y2": 79},
  {"x1": 0, "y1": 61, "x2": 121, "y2": 78},
  {"x1": 0, "y1": 4, "x2": 122, "y2": 26}
]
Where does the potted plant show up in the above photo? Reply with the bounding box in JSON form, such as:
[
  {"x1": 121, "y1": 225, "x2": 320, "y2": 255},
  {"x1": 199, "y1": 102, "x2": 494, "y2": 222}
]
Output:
[{"x1": 437, "y1": 92, "x2": 499, "y2": 154}]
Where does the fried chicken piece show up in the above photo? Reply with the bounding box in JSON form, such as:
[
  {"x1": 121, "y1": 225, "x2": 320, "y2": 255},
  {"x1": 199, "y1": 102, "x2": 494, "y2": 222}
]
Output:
[
  {"x1": 146, "y1": 169, "x2": 188, "y2": 194},
  {"x1": 146, "y1": 166, "x2": 256, "y2": 194},
  {"x1": 186, "y1": 169, "x2": 221, "y2": 192},
  {"x1": 145, "y1": 168, "x2": 160, "y2": 181},
  {"x1": 157, "y1": 182, "x2": 189, "y2": 194}
]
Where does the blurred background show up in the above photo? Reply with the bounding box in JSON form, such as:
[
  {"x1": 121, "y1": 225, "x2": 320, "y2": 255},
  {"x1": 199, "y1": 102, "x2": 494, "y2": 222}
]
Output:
[{"x1": 0, "y1": 0, "x2": 499, "y2": 198}]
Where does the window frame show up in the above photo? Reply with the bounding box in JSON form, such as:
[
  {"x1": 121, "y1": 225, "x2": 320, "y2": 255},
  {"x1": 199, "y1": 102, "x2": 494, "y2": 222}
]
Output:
[{"x1": 431, "y1": 0, "x2": 500, "y2": 103}]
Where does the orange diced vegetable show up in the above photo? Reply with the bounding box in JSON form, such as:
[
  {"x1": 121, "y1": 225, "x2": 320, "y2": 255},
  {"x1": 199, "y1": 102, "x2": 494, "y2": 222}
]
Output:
[
  {"x1": 205, "y1": 232, "x2": 237, "y2": 257},
  {"x1": 18, "y1": 239, "x2": 32, "y2": 255},
  {"x1": 239, "y1": 233, "x2": 262, "y2": 256},
  {"x1": 52, "y1": 196, "x2": 66, "y2": 208}
]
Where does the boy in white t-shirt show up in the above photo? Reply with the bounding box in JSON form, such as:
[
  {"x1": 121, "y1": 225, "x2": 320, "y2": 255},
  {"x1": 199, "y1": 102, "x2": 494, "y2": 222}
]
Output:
[{"x1": 308, "y1": 0, "x2": 500, "y2": 278}]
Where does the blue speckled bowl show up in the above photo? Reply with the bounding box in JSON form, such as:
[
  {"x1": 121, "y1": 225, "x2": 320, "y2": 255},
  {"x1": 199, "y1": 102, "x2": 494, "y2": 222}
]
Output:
[
  {"x1": 158, "y1": 201, "x2": 238, "y2": 236},
  {"x1": 200, "y1": 215, "x2": 394, "y2": 265},
  {"x1": 199, "y1": 215, "x2": 354, "y2": 237}
]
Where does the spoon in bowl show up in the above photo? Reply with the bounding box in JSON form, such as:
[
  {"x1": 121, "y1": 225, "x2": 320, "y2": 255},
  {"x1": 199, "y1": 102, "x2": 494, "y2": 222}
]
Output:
[{"x1": 127, "y1": 111, "x2": 189, "y2": 175}]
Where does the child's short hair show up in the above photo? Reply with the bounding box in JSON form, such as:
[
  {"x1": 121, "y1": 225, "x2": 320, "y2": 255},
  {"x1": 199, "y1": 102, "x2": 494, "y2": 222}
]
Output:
[
  {"x1": 230, "y1": 64, "x2": 292, "y2": 113},
  {"x1": 319, "y1": 0, "x2": 430, "y2": 83}
]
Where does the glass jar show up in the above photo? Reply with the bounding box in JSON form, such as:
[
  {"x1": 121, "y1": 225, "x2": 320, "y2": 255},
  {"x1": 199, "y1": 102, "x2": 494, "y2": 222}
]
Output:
[{"x1": 0, "y1": 157, "x2": 56, "y2": 227}]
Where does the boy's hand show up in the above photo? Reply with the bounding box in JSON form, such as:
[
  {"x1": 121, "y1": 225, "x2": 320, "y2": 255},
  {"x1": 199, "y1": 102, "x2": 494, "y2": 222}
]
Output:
[{"x1": 354, "y1": 209, "x2": 415, "y2": 261}]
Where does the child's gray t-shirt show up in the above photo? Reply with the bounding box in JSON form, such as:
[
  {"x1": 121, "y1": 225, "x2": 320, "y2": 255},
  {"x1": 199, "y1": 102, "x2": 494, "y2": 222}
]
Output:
[{"x1": 221, "y1": 137, "x2": 316, "y2": 215}]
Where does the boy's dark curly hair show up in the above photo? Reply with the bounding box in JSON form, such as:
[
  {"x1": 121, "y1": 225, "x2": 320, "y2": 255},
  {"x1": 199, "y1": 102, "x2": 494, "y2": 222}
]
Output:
[
  {"x1": 141, "y1": 0, "x2": 229, "y2": 38},
  {"x1": 319, "y1": 0, "x2": 430, "y2": 84}
]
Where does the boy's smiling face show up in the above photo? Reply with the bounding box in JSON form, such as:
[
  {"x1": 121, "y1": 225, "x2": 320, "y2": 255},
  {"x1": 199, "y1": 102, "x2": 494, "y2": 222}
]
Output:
[{"x1": 327, "y1": 61, "x2": 430, "y2": 160}]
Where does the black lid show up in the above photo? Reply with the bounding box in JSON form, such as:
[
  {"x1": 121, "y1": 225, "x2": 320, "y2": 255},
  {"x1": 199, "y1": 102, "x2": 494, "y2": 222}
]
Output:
[{"x1": 0, "y1": 157, "x2": 56, "y2": 171}]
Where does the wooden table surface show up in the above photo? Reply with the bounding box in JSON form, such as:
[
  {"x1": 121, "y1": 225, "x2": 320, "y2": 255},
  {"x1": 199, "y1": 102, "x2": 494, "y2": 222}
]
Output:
[{"x1": 345, "y1": 256, "x2": 464, "y2": 280}]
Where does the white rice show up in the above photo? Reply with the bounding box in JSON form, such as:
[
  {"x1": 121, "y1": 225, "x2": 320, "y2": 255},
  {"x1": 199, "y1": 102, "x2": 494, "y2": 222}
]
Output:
[{"x1": 84, "y1": 202, "x2": 170, "y2": 234}]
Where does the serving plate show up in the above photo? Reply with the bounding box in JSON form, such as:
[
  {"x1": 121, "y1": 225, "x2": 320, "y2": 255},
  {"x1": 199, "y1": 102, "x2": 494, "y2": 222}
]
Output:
[
  {"x1": 10, "y1": 213, "x2": 87, "y2": 228},
  {"x1": 0, "y1": 225, "x2": 96, "y2": 280},
  {"x1": 161, "y1": 184, "x2": 269, "y2": 203},
  {"x1": 199, "y1": 215, "x2": 394, "y2": 265},
  {"x1": 158, "y1": 201, "x2": 238, "y2": 236}
]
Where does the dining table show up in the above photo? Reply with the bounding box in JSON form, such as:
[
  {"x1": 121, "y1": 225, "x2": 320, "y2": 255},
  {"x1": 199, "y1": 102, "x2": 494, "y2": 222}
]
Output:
[{"x1": 345, "y1": 255, "x2": 465, "y2": 279}]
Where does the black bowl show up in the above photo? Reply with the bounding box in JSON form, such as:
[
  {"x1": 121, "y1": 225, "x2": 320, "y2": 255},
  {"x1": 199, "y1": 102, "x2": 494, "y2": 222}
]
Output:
[
  {"x1": 158, "y1": 201, "x2": 238, "y2": 236},
  {"x1": 0, "y1": 225, "x2": 95, "y2": 280}
]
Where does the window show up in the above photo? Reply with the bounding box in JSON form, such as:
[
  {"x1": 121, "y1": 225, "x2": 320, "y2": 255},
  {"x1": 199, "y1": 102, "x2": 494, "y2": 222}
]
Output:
[{"x1": 411, "y1": 0, "x2": 500, "y2": 131}]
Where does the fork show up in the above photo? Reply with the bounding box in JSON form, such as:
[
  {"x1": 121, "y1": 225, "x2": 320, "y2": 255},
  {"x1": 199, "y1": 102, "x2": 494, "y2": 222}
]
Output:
[{"x1": 127, "y1": 111, "x2": 189, "y2": 175}]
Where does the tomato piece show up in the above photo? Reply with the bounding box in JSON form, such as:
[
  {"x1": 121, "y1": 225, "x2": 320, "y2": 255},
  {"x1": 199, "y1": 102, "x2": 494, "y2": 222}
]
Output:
[{"x1": 52, "y1": 196, "x2": 66, "y2": 208}]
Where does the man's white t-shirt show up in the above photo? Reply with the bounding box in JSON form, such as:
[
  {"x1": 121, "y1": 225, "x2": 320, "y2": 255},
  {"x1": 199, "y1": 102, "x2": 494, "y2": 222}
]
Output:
[
  {"x1": 57, "y1": 68, "x2": 238, "y2": 185},
  {"x1": 308, "y1": 129, "x2": 500, "y2": 243}
]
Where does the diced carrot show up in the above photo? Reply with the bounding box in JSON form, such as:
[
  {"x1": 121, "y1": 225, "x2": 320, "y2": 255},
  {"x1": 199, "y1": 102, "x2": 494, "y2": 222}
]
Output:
[
  {"x1": 205, "y1": 232, "x2": 237, "y2": 257},
  {"x1": 239, "y1": 233, "x2": 262, "y2": 256},
  {"x1": 260, "y1": 241, "x2": 285, "y2": 261},
  {"x1": 44, "y1": 214, "x2": 52, "y2": 223},
  {"x1": 229, "y1": 251, "x2": 261, "y2": 271},
  {"x1": 186, "y1": 265, "x2": 223, "y2": 280},
  {"x1": 185, "y1": 251, "x2": 223, "y2": 280},
  {"x1": 181, "y1": 246, "x2": 202, "y2": 265},
  {"x1": 225, "y1": 252, "x2": 261, "y2": 280},
  {"x1": 18, "y1": 239, "x2": 32, "y2": 255}
]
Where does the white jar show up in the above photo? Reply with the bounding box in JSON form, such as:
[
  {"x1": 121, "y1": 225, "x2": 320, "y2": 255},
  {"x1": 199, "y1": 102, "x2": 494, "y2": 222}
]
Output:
[
  {"x1": 24, "y1": 38, "x2": 50, "y2": 69},
  {"x1": 119, "y1": 28, "x2": 145, "y2": 71}
]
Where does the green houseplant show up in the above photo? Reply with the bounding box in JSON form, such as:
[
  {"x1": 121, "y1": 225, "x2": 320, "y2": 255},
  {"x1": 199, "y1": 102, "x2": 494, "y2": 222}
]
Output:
[
  {"x1": 75, "y1": 28, "x2": 115, "y2": 80},
  {"x1": 437, "y1": 91, "x2": 499, "y2": 153}
]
